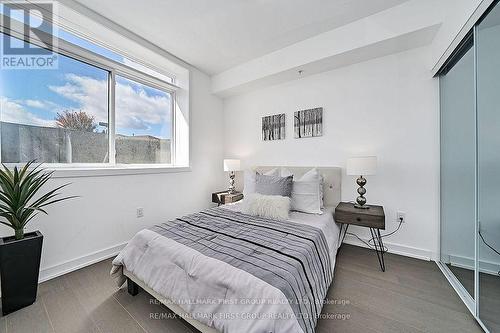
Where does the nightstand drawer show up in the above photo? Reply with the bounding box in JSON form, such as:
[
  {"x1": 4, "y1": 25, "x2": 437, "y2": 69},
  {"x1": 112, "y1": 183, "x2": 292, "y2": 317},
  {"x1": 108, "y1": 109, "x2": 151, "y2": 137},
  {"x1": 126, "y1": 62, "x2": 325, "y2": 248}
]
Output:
[
  {"x1": 212, "y1": 191, "x2": 243, "y2": 205},
  {"x1": 222, "y1": 193, "x2": 243, "y2": 203},
  {"x1": 335, "y1": 202, "x2": 385, "y2": 229},
  {"x1": 335, "y1": 211, "x2": 383, "y2": 229}
]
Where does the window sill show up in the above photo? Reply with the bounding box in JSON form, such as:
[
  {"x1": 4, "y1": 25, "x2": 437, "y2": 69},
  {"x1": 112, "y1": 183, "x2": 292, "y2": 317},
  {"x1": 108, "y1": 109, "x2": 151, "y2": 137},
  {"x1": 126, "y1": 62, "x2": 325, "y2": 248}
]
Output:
[{"x1": 50, "y1": 165, "x2": 191, "y2": 179}]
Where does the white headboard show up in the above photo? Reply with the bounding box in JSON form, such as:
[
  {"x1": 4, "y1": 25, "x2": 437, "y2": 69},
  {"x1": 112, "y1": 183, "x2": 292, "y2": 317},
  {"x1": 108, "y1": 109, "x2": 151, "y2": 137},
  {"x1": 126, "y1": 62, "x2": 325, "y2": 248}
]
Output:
[{"x1": 236, "y1": 166, "x2": 342, "y2": 208}]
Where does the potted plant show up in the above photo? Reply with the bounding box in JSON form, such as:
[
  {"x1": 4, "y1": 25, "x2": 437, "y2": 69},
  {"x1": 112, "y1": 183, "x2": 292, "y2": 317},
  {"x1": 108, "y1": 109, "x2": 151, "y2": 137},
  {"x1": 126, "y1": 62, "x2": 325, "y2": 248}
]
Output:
[{"x1": 0, "y1": 161, "x2": 75, "y2": 315}]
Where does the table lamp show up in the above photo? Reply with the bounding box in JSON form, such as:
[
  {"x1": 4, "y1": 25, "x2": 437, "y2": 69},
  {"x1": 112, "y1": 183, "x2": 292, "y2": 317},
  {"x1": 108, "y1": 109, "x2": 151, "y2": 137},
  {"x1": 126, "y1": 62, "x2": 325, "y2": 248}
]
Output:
[
  {"x1": 346, "y1": 156, "x2": 377, "y2": 209},
  {"x1": 223, "y1": 159, "x2": 241, "y2": 194}
]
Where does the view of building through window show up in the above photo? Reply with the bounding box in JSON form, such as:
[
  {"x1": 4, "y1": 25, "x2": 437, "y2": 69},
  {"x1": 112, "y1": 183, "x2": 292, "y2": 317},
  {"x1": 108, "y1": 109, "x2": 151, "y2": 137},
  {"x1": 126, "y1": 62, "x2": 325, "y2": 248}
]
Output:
[
  {"x1": 0, "y1": 33, "x2": 110, "y2": 164},
  {"x1": 115, "y1": 76, "x2": 172, "y2": 164},
  {"x1": 0, "y1": 31, "x2": 173, "y2": 165}
]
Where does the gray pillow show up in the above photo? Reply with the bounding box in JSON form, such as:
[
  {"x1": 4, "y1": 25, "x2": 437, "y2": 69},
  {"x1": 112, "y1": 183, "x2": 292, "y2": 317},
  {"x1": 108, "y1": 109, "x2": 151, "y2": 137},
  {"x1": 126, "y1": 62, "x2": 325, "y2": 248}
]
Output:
[{"x1": 255, "y1": 174, "x2": 293, "y2": 197}]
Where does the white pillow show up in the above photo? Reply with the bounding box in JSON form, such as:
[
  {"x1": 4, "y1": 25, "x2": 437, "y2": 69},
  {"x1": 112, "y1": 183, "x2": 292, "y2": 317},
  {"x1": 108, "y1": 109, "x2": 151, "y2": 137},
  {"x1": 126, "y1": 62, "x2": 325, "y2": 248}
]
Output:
[
  {"x1": 263, "y1": 168, "x2": 279, "y2": 176},
  {"x1": 243, "y1": 168, "x2": 280, "y2": 196},
  {"x1": 280, "y1": 167, "x2": 293, "y2": 177},
  {"x1": 242, "y1": 193, "x2": 290, "y2": 220},
  {"x1": 291, "y1": 181, "x2": 322, "y2": 214},
  {"x1": 243, "y1": 169, "x2": 257, "y2": 196},
  {"x1": 281, "y1": 168, "x2": 324, "y2": 211},
  {"x1": 299, "y1": 168, "x2": 320, "y2": 181},
  {"x1": 301, "y1": 168, "x2": 324, "y2": 208}
]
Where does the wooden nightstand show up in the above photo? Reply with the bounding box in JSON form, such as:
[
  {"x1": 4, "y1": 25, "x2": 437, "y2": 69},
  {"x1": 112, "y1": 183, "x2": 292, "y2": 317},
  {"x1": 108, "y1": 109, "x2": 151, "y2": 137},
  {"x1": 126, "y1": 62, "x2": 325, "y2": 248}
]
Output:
[
  {"x1": 212, "y1": 191, "x2": 243, "y2": 206},
  {"x1": 335, "y1": 202, "x2": 386, "y2": 271}
]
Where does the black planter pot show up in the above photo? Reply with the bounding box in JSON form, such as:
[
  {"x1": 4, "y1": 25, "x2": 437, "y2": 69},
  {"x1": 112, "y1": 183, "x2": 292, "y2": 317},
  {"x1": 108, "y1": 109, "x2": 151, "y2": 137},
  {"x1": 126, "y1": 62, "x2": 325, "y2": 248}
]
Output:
[{"x1": 0, "y1": 230, "x2": 43, "y2": 315}]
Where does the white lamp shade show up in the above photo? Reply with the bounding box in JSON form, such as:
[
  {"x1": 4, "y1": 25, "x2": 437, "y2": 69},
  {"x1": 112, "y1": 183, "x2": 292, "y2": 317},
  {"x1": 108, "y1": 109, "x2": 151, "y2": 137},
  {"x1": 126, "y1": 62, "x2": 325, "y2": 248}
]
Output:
[
  {"x1": 223, "y1": 159, "x2": 241, "y2": 171},
  {"x1": 346, "y1": 156, "x2": 377, "y2": 176}
]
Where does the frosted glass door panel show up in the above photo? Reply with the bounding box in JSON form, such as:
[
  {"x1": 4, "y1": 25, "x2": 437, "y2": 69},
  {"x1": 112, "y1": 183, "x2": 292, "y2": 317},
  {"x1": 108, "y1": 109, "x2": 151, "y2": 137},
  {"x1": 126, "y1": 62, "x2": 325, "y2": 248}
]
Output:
[
  {"x1": 440, "y1": 45, "x2": 476, "y2": 299},
  {"x1": 477, "y1": 2, "x2": 500, "y2": 331}
]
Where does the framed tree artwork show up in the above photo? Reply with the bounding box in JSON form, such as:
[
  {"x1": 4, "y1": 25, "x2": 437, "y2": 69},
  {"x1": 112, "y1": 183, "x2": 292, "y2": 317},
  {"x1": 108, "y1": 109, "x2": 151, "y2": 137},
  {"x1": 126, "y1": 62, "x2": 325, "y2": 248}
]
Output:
[
  {"x1": 262, "y1": 113, "x2": 285, "y2": 141},
  {"x1": 294, "y1": 107, "x2": 323, "y2": 138}
]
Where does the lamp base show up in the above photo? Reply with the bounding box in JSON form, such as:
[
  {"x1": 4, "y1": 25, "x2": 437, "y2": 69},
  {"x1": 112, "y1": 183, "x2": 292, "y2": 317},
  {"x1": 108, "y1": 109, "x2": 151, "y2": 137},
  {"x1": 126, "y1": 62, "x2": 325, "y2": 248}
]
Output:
[
  {"x1": 228, "y1": 171, "x2": 236, "y2": 194},
  {"x1": 354, "y1": 176, "x2": 369, "y2": 209}
]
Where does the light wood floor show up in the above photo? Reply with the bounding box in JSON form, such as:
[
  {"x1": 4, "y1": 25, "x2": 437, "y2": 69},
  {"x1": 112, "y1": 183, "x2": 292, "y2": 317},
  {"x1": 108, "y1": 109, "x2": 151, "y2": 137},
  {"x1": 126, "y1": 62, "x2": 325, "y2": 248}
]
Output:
[{"x1": 0, "y1": 244, "x2": 483, "y2": 333}]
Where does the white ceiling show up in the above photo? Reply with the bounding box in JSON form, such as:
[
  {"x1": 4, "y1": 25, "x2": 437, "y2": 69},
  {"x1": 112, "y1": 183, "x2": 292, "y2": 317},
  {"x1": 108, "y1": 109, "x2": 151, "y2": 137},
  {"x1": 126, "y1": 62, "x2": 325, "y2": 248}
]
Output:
[{"x1": 73, "y1": 0, "x2": 410, "y2": 75}]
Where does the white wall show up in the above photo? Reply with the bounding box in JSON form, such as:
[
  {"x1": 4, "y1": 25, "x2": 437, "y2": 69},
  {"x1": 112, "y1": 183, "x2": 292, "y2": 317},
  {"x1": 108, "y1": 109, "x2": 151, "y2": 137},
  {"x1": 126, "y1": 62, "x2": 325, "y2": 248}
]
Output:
[
  {"x1": 0, "y1": 69, "x2": 226, "y2": 281},
  {"x1": 223, "y1": 46, "x2": 440, "y2": 260}
]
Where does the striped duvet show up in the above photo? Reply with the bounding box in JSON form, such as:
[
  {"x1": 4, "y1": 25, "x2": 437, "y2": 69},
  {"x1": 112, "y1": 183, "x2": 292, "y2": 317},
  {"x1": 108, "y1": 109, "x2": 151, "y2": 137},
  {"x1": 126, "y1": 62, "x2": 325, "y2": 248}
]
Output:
[{"x1": 112, "y1": 206, "x2": 336, "y2": 333}]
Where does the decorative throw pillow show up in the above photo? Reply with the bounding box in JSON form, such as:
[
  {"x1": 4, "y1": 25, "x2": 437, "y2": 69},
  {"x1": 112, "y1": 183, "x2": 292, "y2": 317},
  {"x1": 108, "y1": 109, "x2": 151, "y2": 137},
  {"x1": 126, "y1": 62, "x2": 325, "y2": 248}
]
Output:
[
  {"x1": 243, "y1": 169, "x2": 257, "y2": 196},
  {"x1": 263, "y1": 168, "x2": 279, "y2": 176},
  {"x1": 242, "y1": 193, "x2": 291, "y2": 220},
  {"x1": 291, "y1": 181, "x2": 322, "y2": 214},
  {"x1": 243, "y1": 168, "x2": 281, "y2": 196},
  {"x1": 289, "y1": 168, "x2": 323, "y2": 214},
  {"x1": 280, "y1": 167, "x2": 293, "y2": 178},
  {"x1": 255, "y1": 174, "x2": 293, "y2": 197},
  {"x1": 300, "y1": 168, "x2": 324, "y2": 208}
]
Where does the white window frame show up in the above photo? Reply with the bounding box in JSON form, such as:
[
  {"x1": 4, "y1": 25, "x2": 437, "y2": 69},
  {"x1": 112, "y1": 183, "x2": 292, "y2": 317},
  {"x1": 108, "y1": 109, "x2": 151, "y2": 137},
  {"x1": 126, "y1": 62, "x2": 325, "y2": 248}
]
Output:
[{"x1": 0, "y1": 13, "x2": 184, "y2": 176}]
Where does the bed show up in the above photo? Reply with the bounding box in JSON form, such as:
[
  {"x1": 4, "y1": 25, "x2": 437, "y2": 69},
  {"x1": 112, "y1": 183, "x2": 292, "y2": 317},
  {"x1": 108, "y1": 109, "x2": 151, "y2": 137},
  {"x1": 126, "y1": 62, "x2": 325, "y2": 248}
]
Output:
[{"x1": 111, "y1": 166, "x2": 342, "y2": 333}]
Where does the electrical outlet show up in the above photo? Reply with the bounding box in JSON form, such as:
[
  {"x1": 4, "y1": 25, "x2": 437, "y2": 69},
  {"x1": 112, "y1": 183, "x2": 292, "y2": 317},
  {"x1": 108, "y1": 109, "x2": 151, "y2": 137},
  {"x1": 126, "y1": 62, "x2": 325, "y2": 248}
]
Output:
[
  {"x1": 397, "y1": 211, "x2": 406, "y2": 223},
  {"x1": 136, "y1": 208, "x2": 144, "y2": 218}
]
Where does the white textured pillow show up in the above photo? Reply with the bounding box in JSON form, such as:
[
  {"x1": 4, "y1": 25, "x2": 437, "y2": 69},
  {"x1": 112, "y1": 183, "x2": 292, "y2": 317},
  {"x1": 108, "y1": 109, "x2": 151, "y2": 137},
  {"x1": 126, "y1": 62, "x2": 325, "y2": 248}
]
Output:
[
  {"x1": 281, "y1": 168, "x2": 324, "y2": 212},
  {"x1": 300, "y1": 168, "x2": 324, "y2": 208},
  {"x1": 242, "y1": 193, "x2": 290, "y2": 220},
  {"x1": 263, "y1": 168, "x2": 279, "y2": 176},
  {"x1": 243, "y1": 168, "x2": 280, "y2": 196},
  {"x1": 280, "y1": 167, "x2": 293, "y2": 177},
  {"x1": 243, "y1": 169, "x2": 257, "y2": 196},
  {"x1": 291, "y1": 181, "x2": 322, "y2": 214},
  {"x1": 300, "y1": 168, "x2": 320, "y2": 182}
]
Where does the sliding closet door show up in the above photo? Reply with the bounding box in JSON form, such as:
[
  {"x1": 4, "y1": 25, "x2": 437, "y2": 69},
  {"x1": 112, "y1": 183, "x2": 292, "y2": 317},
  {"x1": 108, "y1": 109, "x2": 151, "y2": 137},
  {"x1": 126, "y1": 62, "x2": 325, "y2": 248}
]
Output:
[
  {"x1": 440, "y1": 41, "x2": 476, "y2": 300},
  {"x1": 477, "y1": 2, "x2": 500, "y2": 330}
]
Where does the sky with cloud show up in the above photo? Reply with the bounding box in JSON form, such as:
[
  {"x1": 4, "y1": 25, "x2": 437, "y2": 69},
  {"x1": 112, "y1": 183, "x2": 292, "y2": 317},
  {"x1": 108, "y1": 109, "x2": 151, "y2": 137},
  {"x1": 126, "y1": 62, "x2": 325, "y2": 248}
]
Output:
[{"x1": 0, "y1": 34, "x2": 172, "y2": 140}]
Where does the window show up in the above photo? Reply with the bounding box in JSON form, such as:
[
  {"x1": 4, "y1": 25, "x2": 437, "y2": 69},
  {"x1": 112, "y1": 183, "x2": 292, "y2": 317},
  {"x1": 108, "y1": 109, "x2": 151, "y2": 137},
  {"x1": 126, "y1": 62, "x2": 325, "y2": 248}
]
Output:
[
  {"x1": 1, "y1": 34, "x2": 110, "y2": 164},
  {"x1": 115, "y1": 76, "x2": 172, "y2": 164},
  {"x1": 0, "y1": 7, "x2": 180, "y2": 168},
  {"x1": 56, "y1": 30, "x2": 176, "y2": 85}
]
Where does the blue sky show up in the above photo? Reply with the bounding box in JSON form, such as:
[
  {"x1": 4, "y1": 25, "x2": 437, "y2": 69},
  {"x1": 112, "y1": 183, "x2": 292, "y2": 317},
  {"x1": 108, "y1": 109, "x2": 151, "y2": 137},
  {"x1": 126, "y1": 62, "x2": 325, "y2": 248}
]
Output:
[{"x1": 0, "y1": 14, "x2": 172, "y2": 139}]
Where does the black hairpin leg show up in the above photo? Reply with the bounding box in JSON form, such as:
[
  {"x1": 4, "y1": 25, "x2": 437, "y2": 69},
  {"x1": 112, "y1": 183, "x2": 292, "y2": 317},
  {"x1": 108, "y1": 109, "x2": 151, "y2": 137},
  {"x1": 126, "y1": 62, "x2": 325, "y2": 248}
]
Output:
[
  {"x1": 370, "y1": 228, "x2": 386, "y2": 272},
  {"x1": 338, "y1": 224, "x2": 349, "y2": 246}
]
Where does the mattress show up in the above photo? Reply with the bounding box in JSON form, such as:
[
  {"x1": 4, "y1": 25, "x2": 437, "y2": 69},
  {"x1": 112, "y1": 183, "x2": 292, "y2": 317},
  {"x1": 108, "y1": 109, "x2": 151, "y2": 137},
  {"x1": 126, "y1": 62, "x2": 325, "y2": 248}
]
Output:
[{"x1": 111, "y1": 204, "x2": 340, "y2": 333}]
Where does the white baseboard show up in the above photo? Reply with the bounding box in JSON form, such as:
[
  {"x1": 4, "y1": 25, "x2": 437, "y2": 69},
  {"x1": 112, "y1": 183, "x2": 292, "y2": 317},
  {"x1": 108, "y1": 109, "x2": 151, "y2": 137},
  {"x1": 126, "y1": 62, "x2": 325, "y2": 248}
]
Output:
[
  {"x1": 343, "y1": 234, "x2": 434, "y2": 261},
  {"x1": 38, "y1": 242, "x2": 127, "y2": 283}
]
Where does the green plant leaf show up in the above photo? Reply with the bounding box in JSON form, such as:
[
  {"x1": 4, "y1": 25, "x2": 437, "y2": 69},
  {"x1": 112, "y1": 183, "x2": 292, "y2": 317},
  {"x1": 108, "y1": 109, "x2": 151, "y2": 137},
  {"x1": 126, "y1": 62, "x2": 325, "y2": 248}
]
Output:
[
  {"x1": 0, "y1": 160, "x2": 76, "y2": 236},
  {"x1": 1, "y1": 163, "x2": 13, "y2": 179}
]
